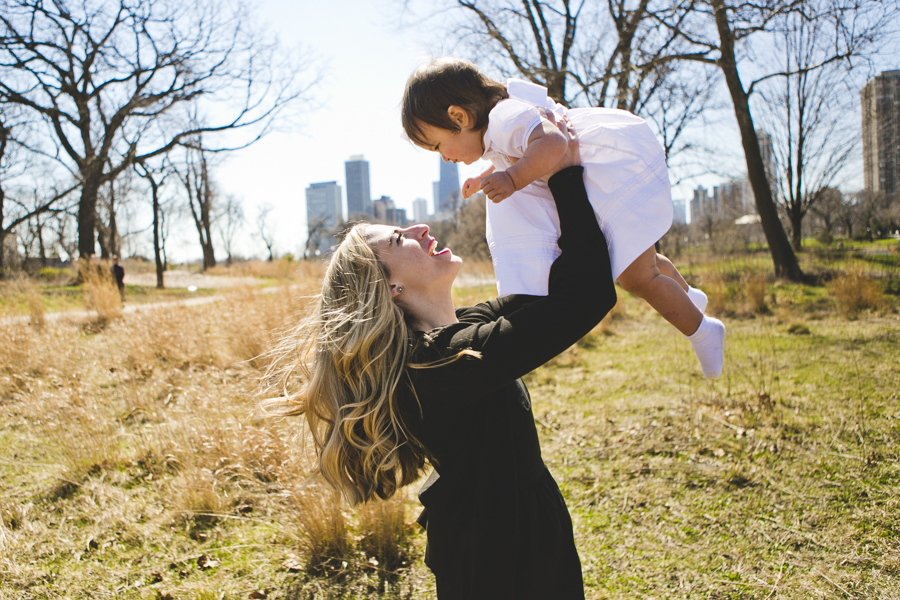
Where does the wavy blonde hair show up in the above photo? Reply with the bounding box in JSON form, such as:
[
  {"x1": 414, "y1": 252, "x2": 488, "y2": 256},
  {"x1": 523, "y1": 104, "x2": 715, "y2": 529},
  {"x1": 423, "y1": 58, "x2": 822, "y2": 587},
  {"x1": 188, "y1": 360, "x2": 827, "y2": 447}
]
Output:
[{"x1": 261, "y1": 224, "x2": 428, "y2": 505}]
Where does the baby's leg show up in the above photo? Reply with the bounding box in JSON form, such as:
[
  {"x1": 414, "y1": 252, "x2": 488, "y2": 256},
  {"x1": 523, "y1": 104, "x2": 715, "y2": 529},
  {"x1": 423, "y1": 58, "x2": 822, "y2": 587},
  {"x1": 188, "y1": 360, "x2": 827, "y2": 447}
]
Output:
[
  {"x1": 657, "y1": 252, "x2": 708, "y2": 312},
  {"x1": 618, "y1": 246, "x2": 724, "y2": 378},
  {"x1": 655, "y1": 253, "x2": 689, "y2": 292},
  {"x1": 618, "y1": 247, "x2": 701, "y2": 335}
]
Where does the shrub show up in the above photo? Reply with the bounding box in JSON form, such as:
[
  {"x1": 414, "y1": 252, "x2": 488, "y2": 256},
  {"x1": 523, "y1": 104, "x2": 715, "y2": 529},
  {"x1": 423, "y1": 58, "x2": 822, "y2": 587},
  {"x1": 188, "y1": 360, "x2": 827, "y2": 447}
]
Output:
[
  {"x1": 291, "y1": 482, "x2": 352, "y2": 577},
  {"x1": 357, "y1": 492, "x2": 414, "y2": 575},
  {"x1": 78, "y1": 259, "x2": 121, "y2": 324},
  {"x1": 744, "y1": 273, "x2": 768, "y2": 315},
  {"x1": 828, "y1": 269, "x2": 884, "y2": 319}
]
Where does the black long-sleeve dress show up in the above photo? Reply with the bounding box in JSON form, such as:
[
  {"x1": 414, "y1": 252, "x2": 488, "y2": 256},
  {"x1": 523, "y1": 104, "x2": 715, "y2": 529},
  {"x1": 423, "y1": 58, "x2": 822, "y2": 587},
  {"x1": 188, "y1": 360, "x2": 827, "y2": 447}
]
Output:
[{"x1": 400, "y1": 166, "x2": 617, "y2": 600}]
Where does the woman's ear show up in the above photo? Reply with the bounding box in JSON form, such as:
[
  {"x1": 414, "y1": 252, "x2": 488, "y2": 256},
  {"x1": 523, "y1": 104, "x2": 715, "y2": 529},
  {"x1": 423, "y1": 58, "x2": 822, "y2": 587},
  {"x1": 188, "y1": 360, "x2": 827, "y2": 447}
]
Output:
[
  {"x1": 390, "y1": 282, "x2": 403, "y2": 299},
  {"x1": 447, "y1": 105, "x2": 471, "y2": 128}
]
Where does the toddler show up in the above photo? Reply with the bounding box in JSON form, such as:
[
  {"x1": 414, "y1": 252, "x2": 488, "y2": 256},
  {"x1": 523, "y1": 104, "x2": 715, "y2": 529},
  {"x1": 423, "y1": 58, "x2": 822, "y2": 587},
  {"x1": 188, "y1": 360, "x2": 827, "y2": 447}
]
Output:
[{"x1": 401, "y1": 57, "x2": 725, "y2": 378}]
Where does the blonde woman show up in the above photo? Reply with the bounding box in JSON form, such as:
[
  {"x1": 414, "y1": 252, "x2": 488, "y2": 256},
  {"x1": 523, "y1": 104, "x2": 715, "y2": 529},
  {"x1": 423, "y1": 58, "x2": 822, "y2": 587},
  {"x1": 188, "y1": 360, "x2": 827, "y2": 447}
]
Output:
[{"x1": 264, "y1": 155, "x2": 616, "y2": 597}]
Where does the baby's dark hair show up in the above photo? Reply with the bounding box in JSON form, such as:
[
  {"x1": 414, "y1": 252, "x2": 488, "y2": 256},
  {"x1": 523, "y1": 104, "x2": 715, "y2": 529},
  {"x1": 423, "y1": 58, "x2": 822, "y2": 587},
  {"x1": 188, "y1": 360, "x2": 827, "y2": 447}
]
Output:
[{"x1": 402, "y1": 57, "x2": 508, "y2": 146}]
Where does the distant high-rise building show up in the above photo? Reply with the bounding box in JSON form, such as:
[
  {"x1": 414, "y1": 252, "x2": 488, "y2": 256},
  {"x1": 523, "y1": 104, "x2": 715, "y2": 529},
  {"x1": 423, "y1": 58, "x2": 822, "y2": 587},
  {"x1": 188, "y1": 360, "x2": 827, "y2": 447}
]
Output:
[
  {"x1": 370, "y1": 195, "x2": 409, "y2": 227},
  {"x1": 673, "y1": 199, "x2": 687, "y2": 225},
  {"x1": 862, "y1": 71, "x2": 900, "y2": 195},
  {"x1": 412, "y1": 198, "x2": 429, "y2": 223},
  {"x1": 345, "y1": 155, "x2": 372, "y2": 217},
  {"x1": 691, "y1": 186, "x2": 711, "y2": 223},
  {"x1": 305, "y1": 181, "x2": 342, "y2": 255},
  {"x1": 436, "y1": 160, "x2": 461, "y2": 215}
]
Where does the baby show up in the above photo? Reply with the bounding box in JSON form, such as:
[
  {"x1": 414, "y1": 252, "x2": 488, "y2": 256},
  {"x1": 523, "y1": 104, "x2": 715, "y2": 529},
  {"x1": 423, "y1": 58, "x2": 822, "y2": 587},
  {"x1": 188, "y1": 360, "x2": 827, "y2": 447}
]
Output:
[{"x1": 402, "y1": 58, "x2": 725, "y2": 378}]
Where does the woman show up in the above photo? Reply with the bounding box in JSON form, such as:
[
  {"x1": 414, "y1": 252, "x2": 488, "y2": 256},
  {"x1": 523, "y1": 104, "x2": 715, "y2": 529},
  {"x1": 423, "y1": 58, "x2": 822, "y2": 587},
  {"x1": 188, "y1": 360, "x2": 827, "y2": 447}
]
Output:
[{"x1": 264, "y1": 153, "x2": 616, "y2": 598}]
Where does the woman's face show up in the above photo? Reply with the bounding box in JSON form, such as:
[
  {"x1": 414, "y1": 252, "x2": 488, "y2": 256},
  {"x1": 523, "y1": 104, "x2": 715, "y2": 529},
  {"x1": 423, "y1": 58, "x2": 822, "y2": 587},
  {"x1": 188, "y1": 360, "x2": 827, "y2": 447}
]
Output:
[{"x1": 365, "y1": 224, "x2": 462, "y2": 296}]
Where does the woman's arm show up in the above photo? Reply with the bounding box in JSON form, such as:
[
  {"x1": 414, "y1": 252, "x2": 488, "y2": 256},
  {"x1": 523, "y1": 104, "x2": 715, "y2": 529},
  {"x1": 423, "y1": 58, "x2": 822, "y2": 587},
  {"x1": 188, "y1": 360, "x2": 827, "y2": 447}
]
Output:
[{"x1": 411, "y1": 166, "x2": 616, "y2": 406}]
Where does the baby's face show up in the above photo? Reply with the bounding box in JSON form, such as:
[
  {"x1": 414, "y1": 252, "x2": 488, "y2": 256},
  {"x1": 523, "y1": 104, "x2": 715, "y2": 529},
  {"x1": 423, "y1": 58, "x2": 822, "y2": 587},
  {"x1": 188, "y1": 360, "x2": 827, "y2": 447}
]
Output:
[{"x1": 414, "y1": 120, "x2": 484, "y2": 165}]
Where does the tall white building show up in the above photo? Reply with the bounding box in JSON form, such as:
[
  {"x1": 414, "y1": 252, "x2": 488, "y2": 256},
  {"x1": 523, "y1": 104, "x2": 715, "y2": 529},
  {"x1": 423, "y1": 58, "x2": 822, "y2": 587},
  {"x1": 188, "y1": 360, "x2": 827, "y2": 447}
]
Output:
[
  {"x1": 305, "y1": 181, "x2": 343, "y2": 255},
  {"x1": 413, "y1": 198, "x2": 429, "y2": 223}
]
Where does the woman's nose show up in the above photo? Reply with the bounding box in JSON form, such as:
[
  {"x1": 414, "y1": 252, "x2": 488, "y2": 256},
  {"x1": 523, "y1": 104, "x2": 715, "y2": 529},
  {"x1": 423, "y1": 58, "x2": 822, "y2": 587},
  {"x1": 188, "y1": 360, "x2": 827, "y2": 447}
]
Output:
[{"x1": 408, "y1": 224, "x2": 429, "y2": 238}]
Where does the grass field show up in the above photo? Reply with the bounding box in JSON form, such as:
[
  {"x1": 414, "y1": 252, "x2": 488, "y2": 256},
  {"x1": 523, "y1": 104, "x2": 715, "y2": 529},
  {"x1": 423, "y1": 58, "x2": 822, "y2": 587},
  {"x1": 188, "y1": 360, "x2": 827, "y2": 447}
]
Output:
[{"x1": 1, "y1": 252, "x2": 898, "y2": 599}]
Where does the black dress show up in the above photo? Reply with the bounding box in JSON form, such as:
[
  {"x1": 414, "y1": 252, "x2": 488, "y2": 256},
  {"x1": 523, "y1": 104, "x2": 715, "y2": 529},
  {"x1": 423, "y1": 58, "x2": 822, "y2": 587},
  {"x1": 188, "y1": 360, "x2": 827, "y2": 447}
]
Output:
[{"x1": 400, "y1": 167, "x2": 617, "y2": 600}]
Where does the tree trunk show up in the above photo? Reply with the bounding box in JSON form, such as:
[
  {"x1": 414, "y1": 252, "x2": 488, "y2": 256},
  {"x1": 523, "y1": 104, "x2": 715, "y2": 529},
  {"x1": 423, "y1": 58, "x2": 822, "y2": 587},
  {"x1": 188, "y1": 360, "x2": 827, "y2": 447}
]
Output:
[
  {"x1": 711, "y1": 0, "x2": 802, "y2": 281},
  {"x1": 149, "y1": 175, "x2": 165, "y2": 289},
  {"x1": 78, "y1": 173, "x2": 101, "y2": 258},
  {"x1": 0, "y1": 228, "x2": 6, "y2": 275},
  {"x1": 790, "y1": 204, "x2": 803, "y2": 252}
]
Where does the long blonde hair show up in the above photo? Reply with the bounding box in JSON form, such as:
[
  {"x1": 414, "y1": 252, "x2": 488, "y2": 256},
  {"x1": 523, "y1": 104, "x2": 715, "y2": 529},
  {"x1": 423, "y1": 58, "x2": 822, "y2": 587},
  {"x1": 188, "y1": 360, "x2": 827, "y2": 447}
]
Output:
[{"x1": 261, "y1": 224, "x2": 428, "y2": 505}]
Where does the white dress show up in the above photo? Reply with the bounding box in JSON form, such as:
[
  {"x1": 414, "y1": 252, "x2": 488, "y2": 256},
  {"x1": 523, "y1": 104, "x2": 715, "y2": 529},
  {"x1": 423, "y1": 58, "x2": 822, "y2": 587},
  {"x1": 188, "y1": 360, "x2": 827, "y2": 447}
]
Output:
[{"x1": 483, "y1": 79, "x2": 673, "y2": 296}]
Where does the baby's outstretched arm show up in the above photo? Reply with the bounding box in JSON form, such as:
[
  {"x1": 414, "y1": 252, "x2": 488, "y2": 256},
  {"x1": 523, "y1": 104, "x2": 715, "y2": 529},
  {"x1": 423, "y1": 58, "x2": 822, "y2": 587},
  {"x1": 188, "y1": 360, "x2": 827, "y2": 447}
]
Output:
[
  {"x1": 463, "y1": 166, "x2": 495, "y2": 199},
  {"x1": 481, "y1": 118, "x2": 568, "y2": 203}
]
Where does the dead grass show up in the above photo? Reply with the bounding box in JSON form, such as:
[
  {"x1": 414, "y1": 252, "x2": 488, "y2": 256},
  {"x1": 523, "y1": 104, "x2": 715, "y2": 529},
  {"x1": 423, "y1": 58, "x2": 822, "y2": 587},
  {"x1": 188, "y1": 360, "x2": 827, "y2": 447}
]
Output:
[
  {"x1": 1, "y1": 257, "x2": 899, "y2": 599},
  {"x1": 827, "y1": 268, "x2": 886, "y2": 319},
  {"x1": 78, "y1": 258, "x2": 122, "y2": 324}
]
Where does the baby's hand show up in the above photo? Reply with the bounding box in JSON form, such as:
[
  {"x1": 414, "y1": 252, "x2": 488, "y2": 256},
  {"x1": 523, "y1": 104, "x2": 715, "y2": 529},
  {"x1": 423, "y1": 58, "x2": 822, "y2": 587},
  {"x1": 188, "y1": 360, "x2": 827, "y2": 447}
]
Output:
[
  {"x1": 462, "y1": 176, "x2": 482, "y2": 199},
  {"x1": 481, "y1": 171, "x2": 517, "y2": 203}
]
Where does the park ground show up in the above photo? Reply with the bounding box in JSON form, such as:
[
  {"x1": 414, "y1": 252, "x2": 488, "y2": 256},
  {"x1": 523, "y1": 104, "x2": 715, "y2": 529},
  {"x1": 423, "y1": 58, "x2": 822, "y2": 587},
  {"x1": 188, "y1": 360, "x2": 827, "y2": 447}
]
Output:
[{"x1": 1, "y1": 244, "x2": 899, "y2": 599}]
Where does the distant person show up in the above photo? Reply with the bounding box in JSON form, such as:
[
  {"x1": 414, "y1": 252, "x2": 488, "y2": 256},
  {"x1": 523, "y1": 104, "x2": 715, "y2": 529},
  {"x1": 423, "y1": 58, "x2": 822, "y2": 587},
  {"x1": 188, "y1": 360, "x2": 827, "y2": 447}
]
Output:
[
  {"x1": 112, "y1": 256, "x2": 125, "y2": 301},
  {"x1": 401, "y1": 57, "x2": 725, "y2": 378}
]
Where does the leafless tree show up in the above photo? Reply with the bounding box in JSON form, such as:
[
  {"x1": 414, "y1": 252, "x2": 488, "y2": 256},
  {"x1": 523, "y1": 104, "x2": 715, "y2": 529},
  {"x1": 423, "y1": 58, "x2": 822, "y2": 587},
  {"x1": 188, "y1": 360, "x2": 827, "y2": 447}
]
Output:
[
  {"x1": 0, "y1": 0, "x2": 317, "y2": 259},
  {"x1": 403, "y1": 0, "x2": 716, "y2": 160},
  {"x1": 134, "y1": 160, "x2": 172, "y2": 288},
  {"x1": 256, "y1": 203, "x2": 277, "y2": 262},
  {"x1": 665, "y1": 0, "x2": 896, "y2": 279},
  {"x1": 0, "y1": 111, "x2": 78, "y2": 274},
  {"x1": 752, "y1": 10, "x2": 863, "y2": 252},
  {"x1": 172, "y1": 140, "x2": 218, "y2": 270},
  {"x1": 216, "y1": 194, "x2": 244, "y2": 267}
]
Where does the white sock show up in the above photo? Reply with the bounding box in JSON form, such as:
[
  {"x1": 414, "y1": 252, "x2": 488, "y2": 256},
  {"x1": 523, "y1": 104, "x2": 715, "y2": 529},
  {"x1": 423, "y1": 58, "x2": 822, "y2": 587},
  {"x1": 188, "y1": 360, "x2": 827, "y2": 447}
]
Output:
[
  {"x1": 687, "y1": 315, "x2": 725, "y2": 379},
  {"x1": 687, "y1": 287, "x2": 708, "y2": 313}
]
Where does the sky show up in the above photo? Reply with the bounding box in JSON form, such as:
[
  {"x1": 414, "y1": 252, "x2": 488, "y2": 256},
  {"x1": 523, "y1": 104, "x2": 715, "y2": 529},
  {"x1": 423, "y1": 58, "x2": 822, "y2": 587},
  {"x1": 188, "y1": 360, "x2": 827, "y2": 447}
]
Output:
[
  {"x1": 205, "y1": 0, "x2": 490, "y2": 260},
  {"x1": 165, "y1": 0, "x2": 881, "y2": 263}
]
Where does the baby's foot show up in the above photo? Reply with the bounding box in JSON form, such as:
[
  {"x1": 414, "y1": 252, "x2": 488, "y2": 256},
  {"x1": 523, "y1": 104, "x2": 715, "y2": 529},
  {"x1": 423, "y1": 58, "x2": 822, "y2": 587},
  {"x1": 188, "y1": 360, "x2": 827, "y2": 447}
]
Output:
[
  {"x1": 687, "y1": 315, "x2": 725, "y2": 379},
  {"x1": 688, "y1": 287, "x2": 708, "y2": 313}
]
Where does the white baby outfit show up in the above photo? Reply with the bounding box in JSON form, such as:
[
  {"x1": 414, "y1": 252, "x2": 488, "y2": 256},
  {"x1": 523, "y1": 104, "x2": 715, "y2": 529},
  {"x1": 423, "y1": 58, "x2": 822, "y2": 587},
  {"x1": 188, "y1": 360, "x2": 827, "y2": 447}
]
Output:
[{"x1": 483, "y1": 79, "x2": 674, "y2": 296}]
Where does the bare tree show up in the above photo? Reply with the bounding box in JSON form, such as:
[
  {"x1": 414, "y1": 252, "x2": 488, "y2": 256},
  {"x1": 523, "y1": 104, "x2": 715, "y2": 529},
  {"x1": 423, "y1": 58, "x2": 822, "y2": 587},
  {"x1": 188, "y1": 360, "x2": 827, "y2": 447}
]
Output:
[
  {"x1": 754, "y1": 10, "x2": 862, "y2": 252},
  {"x1": 0, "y1": 0, "x2": 316, "y2": 258},
  {"x1": 666, "y1": 0, "x2": 896, "y2": 279},
  {"x1": 216, "y1": 195, "x2": 244, "y2": 267},
  {"x1": 173, "y1": 141, "x2": 218, "y2": 270},
  {"x1": 0, "y1": 112, "x2": 78, "y2": 274},
  {"x1": 256, "y1": 203, "x2": 277, "y2": 262},
  {"x1": 404, "y1": 0, "x2": 716, "y2": 158},
  {"x1": 134, "y1": 160, "x2": 171, "y2": 288}
]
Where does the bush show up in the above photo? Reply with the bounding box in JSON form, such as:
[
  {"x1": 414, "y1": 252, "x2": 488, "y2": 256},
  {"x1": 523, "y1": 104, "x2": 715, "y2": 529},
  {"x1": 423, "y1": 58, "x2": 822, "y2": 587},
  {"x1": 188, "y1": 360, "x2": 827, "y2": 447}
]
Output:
[
  {"x1": 358, "y1": 492, "x2": 414, "y2": 575},
  {"x1": 828, "y1": 269, "x2": 885, "y2": 319}
]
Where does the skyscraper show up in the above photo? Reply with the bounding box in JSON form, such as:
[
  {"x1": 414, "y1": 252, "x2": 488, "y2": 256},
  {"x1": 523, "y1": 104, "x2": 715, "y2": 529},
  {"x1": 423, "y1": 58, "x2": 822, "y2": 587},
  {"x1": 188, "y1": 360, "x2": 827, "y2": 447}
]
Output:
[
  {"x1": 436, "y1": 159, "x2": 461, "y2": 216},
  {"x1": 305, "y1": 181, "x2": 342, "y2": 255},
  {"x1": 412, "y1": 198, "x2": 429, "y2": 223},
  {"x1": 345, "y1": 155, "x2": 372, "y2": 217},
  {"x1": 862, "y1": 71, "x2": 900, "y2": 195}
]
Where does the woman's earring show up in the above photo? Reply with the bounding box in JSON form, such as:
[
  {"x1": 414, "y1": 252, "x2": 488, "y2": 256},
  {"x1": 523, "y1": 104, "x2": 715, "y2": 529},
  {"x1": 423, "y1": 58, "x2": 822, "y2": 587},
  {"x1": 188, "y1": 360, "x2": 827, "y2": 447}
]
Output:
[{"x1": 397, "y1": 286, "x2": 404, "y2": 294}]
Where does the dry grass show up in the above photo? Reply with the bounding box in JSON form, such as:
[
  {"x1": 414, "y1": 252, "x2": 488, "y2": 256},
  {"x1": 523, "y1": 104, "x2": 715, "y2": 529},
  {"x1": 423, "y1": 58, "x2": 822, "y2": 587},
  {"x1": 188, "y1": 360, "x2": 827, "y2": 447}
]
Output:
[
  {"x1": 206, "y1": 258, "x2": 323, "y2": 281},
  {"x1": 827, "y1": 268, "x2": 886, "y2": 319},
  {"x1": 291, "y1": 483, "x2": 353, "y2": 577},
  {"x1": 78, "y1": 258, "x2": 122, "y2": 324},
  {"x1": 1, "y1": 255, "x2": 899, "y2": 599}
]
